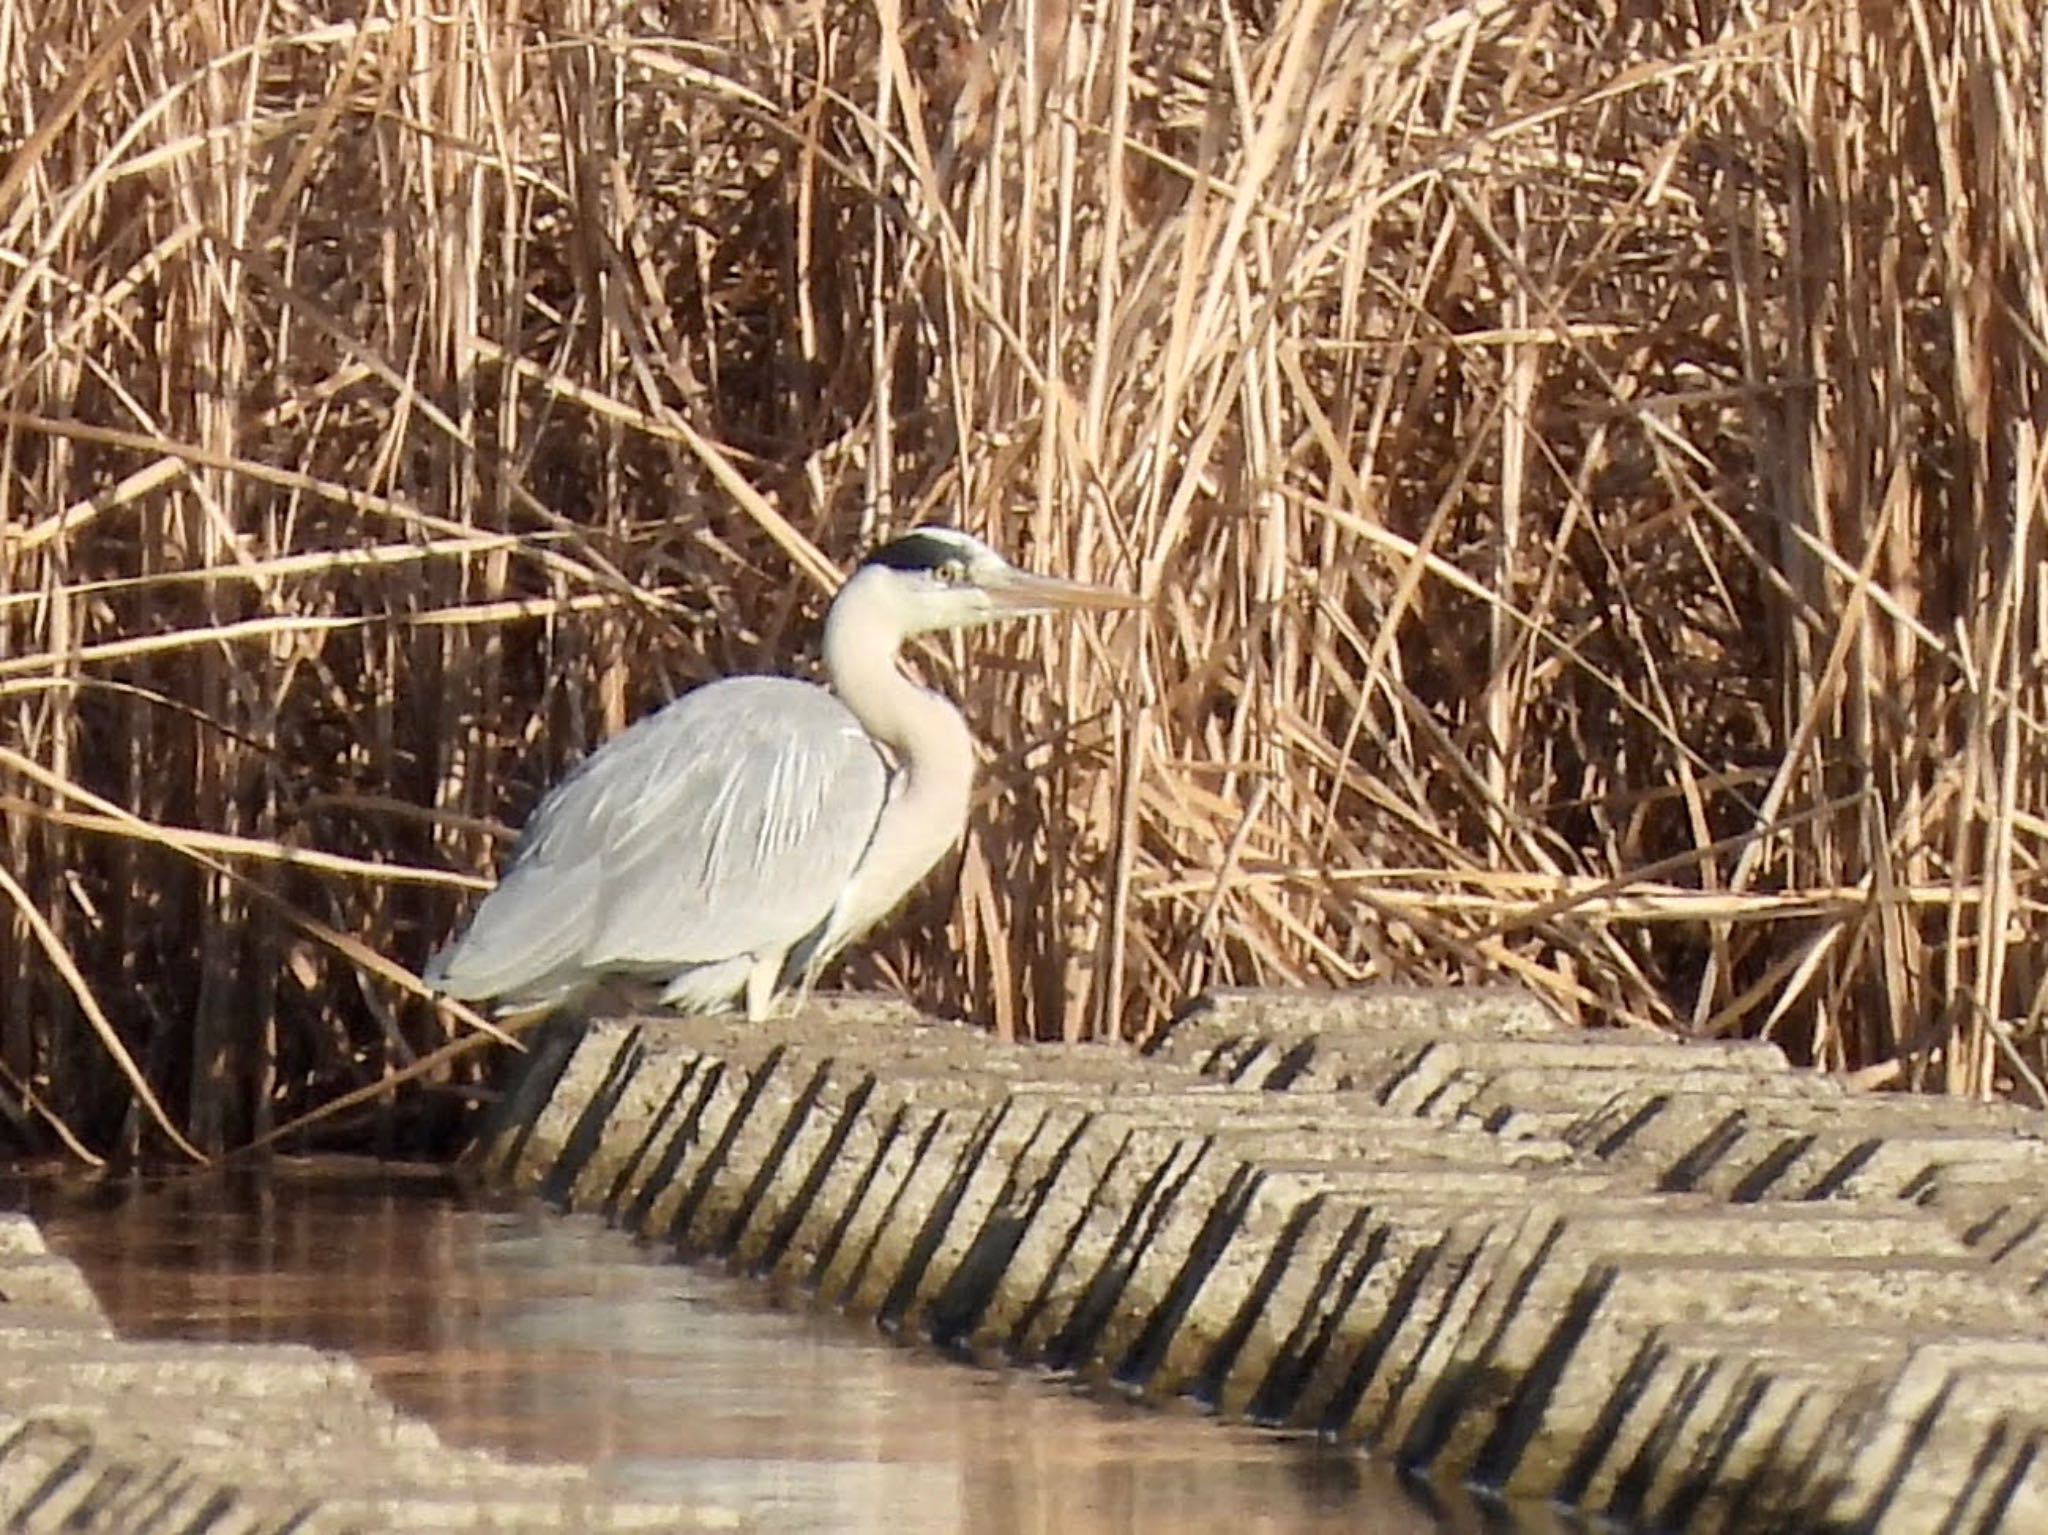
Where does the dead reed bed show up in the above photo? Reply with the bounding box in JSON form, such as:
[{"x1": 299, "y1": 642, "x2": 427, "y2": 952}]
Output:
[{"x1": 2, "y1": 0, "x2": 2045, "y2": 1159}]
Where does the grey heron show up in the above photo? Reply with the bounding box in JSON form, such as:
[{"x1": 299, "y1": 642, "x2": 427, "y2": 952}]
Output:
[{"x1": 425, "y1": 527, "x2": 1141, "y2": 1021}]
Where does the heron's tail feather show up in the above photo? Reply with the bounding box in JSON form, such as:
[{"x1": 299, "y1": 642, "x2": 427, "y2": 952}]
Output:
[{"x1": 426, "y1": 862, "x2": 595, "y2": 1009}]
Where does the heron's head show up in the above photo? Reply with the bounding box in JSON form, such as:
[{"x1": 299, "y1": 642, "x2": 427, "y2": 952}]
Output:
[{"x1": 839, "y1": 526, "x2": 1144, "y2": 639}]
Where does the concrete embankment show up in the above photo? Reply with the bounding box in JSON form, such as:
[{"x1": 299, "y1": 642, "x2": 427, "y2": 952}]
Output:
[
  {"x1": 0, "y1": 1209, "x2": 731, "y2": 1532},
  {"x1": 474, "y1": 987, "x2": 2048, "y2": 1533}
]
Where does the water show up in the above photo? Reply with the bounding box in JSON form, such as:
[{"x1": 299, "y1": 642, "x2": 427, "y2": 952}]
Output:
[{"x1": 18, "y1": 1167, "x2": 1471, "y2": 1534}]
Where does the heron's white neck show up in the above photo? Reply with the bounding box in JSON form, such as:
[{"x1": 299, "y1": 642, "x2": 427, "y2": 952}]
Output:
[{"x1": 820, "y1": 575, "x2": 977, "y2": 949}]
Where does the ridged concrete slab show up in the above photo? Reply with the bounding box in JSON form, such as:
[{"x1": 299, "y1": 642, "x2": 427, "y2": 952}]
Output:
[
  {"x1": 473, "y1": 988, "x2": 2048, "y2": 1531},
  {"x1": 0, "y1": 1209, "x2": 744, "y2": 1531}
]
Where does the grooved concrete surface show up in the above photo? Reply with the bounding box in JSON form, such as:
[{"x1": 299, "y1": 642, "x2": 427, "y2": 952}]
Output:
[
  {"x1": 0, "y1": 1211, "x2": 735, "y2": 1532},
  {"x1": 475, "y1": 988, "x2": 2048, "y2": 1534}
]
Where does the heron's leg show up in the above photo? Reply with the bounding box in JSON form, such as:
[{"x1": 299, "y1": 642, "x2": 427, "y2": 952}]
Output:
[
  {"x1": 743, "y1": 951, "x2": 782, "y2": 1022},
  {"x1": 788, "y1": 971, "x2": 820, "y2": 1015}
]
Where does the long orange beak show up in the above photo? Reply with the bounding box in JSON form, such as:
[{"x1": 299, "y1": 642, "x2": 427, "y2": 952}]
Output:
[{"x1": 983, "y1": 567, "x2": 1148, "y2": 615}]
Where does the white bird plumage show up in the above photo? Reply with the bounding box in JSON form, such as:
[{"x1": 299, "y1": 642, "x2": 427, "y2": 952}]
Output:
[{"x1": 425, "y1": 527, "x2": 1140, "y2": 1020}]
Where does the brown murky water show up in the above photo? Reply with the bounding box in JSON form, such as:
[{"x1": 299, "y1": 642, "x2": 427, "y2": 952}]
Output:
[{"x1": 16, "y1": 1168, "x2": 1478, "y2": 1534}]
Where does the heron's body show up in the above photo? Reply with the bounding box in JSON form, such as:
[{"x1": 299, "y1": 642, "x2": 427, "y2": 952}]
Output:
[{"x1": 425, "y1": 528, "x2": 1135, "y2": 1020}]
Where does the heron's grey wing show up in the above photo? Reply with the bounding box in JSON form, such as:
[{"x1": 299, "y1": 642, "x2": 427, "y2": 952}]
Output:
[
  {"x1": 578, "y1": 679, "x2": 891, "y2": 969},
  {"x1": 428, "y1": 676, "x2": 889, "y2": 1006}
]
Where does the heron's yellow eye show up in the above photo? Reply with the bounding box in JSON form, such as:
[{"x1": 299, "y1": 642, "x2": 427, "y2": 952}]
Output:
[{"x1": 935, "y1": 559, "x2": 969, "y2": 586}]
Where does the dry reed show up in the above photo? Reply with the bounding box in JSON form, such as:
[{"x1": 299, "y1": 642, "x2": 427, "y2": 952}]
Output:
[{"x1": 2, "y1": 0, "x2": 2045, "y2": 1158}]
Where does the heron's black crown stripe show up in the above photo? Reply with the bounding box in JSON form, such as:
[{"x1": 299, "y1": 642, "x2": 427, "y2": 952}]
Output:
[{"x1": 862, "y1": 529, "x2": 980, "y2": 573}]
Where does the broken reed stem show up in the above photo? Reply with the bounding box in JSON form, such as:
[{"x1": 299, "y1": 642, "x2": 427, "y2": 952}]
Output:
[{"x1": 1, "y1": 0, "x2": 2044, "y2": 1158}]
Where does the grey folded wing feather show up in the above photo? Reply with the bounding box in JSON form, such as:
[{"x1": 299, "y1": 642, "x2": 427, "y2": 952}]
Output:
[{"x1": 427, "y1": 675, "x2": 890, "y2": 1008}]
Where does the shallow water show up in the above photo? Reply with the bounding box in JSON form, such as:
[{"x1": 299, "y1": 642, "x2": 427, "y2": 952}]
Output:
[{"x1": 15, "y1": 1167, "x2": 1470, "y2": 1534}]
